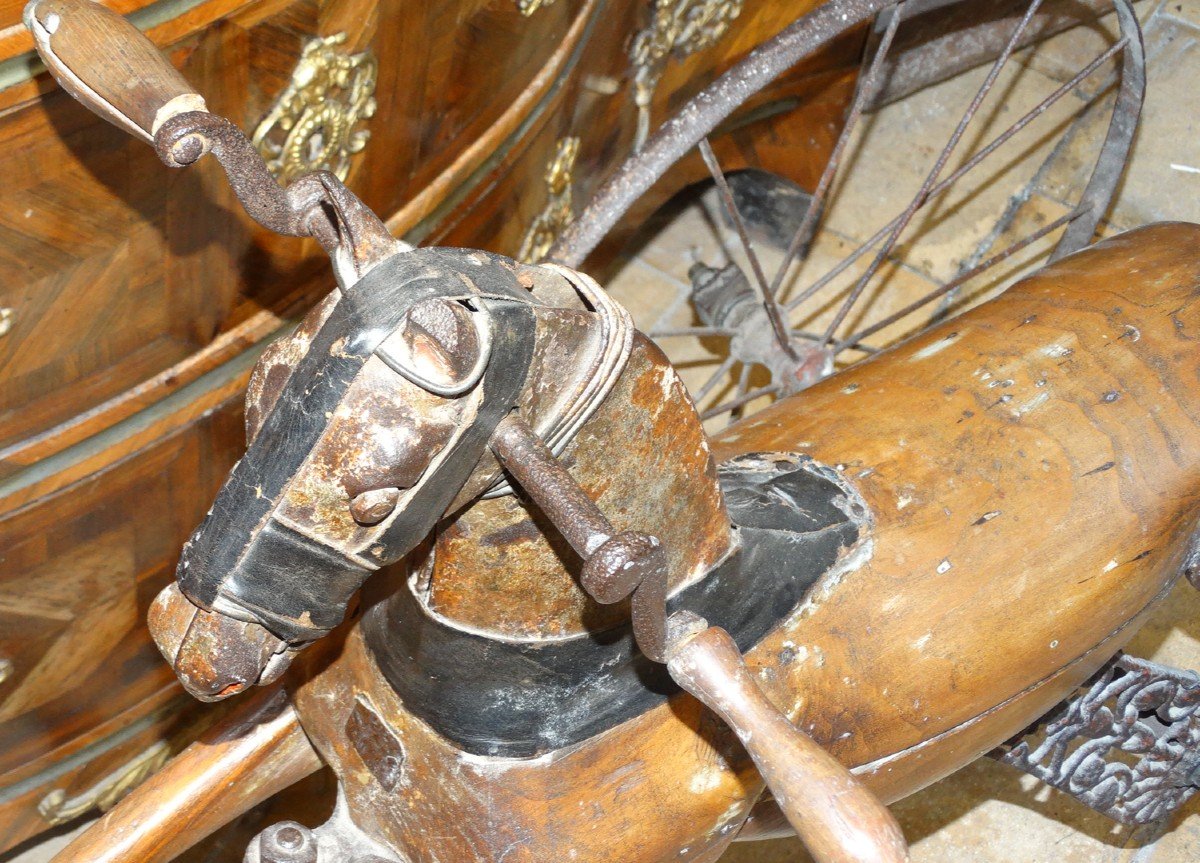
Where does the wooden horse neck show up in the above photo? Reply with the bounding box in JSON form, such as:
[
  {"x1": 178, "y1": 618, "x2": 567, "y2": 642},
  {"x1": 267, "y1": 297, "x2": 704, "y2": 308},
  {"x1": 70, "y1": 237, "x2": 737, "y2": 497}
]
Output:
[{"x1": 417, "y1": 322, "x2": 734, "y2": 642}]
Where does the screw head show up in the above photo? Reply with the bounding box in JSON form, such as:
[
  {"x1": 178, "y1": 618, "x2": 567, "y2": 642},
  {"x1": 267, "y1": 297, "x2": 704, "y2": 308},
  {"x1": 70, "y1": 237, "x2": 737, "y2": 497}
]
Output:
[{"x1": 259, "y1": 821, "x2": 317, "y2": 863}]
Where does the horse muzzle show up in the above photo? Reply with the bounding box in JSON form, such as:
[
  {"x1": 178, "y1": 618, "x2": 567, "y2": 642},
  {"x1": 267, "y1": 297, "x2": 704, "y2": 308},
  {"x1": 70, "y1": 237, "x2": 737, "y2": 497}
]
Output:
[{"x1": 147, "y1": 582, "x2": 299, "y2": 702}]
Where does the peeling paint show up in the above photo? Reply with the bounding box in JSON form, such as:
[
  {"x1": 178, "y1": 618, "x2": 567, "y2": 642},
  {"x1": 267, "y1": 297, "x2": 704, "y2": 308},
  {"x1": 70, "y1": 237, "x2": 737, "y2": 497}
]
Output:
[{"x1": 910, "y1": 331, "x2": 961, "y2": 360}]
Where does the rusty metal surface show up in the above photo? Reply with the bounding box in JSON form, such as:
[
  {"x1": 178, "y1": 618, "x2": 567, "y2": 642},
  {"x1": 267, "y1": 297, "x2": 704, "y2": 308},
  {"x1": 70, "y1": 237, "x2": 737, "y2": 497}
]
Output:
[
  {"x1": 346, "y1": 697, "x2": 406, "y2": 793},
  {"x1": 491, "y1": 414, "x2": 614, "y2": 554},
  {"x1": 651, "y1": 0, "x2": 1142, "y2": 424},
  {"x1": 424, "y1": 333, "x2": 732, "y2": 642},
  {"x1": 154, "y1": 112, "x2": 402, "y2": 283},
  {"x1": 147, "y1": 582, "x2": 291, "y2": 702},
  {"x1": 490, "y1": 414, "x2": 670, "y2": 661},
  {"x1": 873, "y1": 0, "x2": 1126, "y2": 105},
  {"x1": 1051, "y1": 0, "x2": 1144, "y2": 259},
  {"x1": 689, "y1": 262, "x2": 832, "y2": 395},
  {"x1": 993, "y1": 654, "x2": 1200, "y2": 825},
  {"x1": 361, "y1": 451, "x2": 865, "y2": 757}
]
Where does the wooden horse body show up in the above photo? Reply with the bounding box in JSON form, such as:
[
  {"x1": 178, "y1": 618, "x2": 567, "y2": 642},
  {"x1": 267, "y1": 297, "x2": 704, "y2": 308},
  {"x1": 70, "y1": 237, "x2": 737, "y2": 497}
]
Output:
[{"x1": 265, "y1": 223, "x2": 1200, "y2": 863}]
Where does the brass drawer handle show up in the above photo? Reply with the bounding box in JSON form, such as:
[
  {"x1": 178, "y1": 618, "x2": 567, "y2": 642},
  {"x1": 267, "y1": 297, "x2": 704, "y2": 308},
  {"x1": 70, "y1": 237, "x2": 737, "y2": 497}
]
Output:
[
  {"x1": 251, "y1": 34, "x2": 378, "y2": 184},
  {"x1": 37, "y1": 741, "x2": 171, "y2": 826}
]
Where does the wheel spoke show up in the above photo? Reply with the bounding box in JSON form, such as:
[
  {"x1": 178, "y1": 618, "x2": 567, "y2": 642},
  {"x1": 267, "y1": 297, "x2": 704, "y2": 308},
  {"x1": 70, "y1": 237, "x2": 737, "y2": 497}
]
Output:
[
  {"x1": 794, "y1": 330, "x2": 879, "y2": 355},
  {"x1": 817, "y1": 0, "x2": 1048, "y2": 347},
  {"x1": 769, "y1": 1, "x2": 905, "y2": 301},
  {"x1": 693, "y1": 355, "x2": 738, "y2": 404},
  {"x1": 650, "y1": 327, "x2": 735, "y2": 338},
  {"x1": 698, "y1": 138, "x2": 799, "y2": 361},
  {"x1": 626, "y1": 1, "x2": 1136, "y2": 424},
  {"x1": 728, "y1": 362, "x2": 753, "y2": 421},
  {"x1": 833, "y1": 205, "x2": 1086, "y2": 350},
  {"x1": 784, "y1": 35, "x2": 1124, "y2": 316},
  {"x1": 701, "y1": 384, "x2": 781, "y2": 421}
]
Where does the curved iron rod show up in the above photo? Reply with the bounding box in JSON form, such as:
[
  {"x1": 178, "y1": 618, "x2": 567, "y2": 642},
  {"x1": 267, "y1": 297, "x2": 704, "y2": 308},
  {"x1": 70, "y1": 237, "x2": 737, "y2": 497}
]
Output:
[
  {"x1": 702, "y1": 383, "x2": 780, "y2": 421},
  {"x1": 817, "y1": 0, "x2": 1047, "y2": 347},
  {"x1": 782, "y1": 36, "x2": 1127, "y2": 313},
  {"x1": 547, "y1": 0, "x2": 892, "y2": 269},
  {"x1": 833, "y1": 205, "x2": 1085, "y2": 350},
  {"x1": 698, "y1": 138, "x2": 799, "y2": 360},
  {"x1": 769, "y1": 2, "x2": 905, "y2": 301},
  {"x1": 1050, "y1": 0, "x2": 1144, "y2": 259}
]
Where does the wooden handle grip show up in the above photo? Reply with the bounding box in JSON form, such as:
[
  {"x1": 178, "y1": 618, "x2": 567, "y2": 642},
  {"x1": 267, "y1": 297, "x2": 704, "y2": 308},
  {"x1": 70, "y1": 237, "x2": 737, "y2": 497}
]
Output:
[
  {"x1": 24, "y1": 0, "x2": 206, "y2": 143},
  {"x1": 667, "y1": 626, "x2": 909, "y2": 863}
]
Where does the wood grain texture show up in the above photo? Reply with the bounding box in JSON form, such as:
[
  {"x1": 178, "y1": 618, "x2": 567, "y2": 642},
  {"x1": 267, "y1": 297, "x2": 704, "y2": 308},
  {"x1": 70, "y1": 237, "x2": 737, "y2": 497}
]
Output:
[
  {"x1": 45, "y1": 686, "x2": 321, "y2": 863},
  {"x1": 27, "y1": 0, "x2": 204, "y2": 142},
  {"x1": 290, "y1": 223, "x2": 1200, "y2": 863},
  {"x1": 0, "y1": 0, "x2": 859, "y2": 851},
  {"x1": 668, "y1": 625, "x2": 909, "y2": 863},
  {"x1": 0, "y1": 396, "x2": 247, "y2": 851},
  {"x1": 711, "y1": 222, "x2": 1200, "y2": 771}
]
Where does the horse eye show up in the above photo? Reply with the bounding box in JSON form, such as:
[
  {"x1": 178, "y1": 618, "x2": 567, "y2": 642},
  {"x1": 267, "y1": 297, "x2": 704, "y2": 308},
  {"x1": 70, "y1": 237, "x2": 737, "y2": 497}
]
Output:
[{"x1": 349, "y1": 488, "x2": 400, "y2": 525}]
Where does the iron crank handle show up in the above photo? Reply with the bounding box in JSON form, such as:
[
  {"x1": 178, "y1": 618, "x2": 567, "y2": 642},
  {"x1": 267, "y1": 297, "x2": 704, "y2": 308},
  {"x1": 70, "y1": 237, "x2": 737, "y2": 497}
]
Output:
[
  {"x1": 24, "y1": 0, "x2": 206, "y2": 144},
  {"x1": 490, "y1": 414, "x2": 669, "y2": 662},
  {"x1": 666, "y1": 616, "x2": 909, "y2": 863}
]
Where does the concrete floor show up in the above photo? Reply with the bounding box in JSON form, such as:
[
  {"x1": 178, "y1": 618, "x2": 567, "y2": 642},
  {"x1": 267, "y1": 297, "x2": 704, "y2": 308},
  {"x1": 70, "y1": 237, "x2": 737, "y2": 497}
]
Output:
[{"x1": 9, "y1": 2, "x2": 1200, "y2": 862}]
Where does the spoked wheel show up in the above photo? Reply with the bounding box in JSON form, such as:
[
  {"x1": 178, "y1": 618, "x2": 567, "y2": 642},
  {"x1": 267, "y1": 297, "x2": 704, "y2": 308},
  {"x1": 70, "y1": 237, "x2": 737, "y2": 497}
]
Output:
[{"x1": 552, "y1": 0, "x2": 1144, "y2": 430}]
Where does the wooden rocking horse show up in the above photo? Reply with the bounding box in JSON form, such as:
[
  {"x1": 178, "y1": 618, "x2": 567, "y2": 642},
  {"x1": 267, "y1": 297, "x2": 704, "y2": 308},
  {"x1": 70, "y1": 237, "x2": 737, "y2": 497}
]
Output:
[{"x1": 23, "y1": 1, "x2": 1200, "y2": 861}]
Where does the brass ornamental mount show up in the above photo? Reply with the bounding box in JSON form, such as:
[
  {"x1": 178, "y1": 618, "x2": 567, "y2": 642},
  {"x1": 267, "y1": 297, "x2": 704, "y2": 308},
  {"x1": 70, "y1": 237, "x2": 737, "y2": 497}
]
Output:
[
  {"x1": 251, "y1": 33, "x2": 378, "y2": 184},
  {"x1": 518, "y1": 135, "x2": 580, "y2": 262},
  {"x1": 518, "y1": 0, "x2": 560, "y2": 14},
  {"x1": 630, "y1": 0, "x2": 744, "y2": 147},
  {"x1": 38, "y1": 741, "x2": 171, "y2": 826}
]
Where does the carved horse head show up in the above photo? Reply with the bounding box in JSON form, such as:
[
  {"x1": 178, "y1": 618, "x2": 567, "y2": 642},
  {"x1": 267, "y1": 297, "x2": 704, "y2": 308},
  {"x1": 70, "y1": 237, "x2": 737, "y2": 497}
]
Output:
[
  {"x1": 22, "y1": 5, "x2": 911, "y2": 857},
  {"x1": 147, "y1": 245, "x2": 730, "y2": 699}
]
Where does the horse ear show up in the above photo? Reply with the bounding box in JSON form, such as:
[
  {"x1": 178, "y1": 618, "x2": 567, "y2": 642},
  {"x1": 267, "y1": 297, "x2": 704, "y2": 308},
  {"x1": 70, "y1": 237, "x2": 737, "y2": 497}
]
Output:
[{"x1": 376, "y1": 298, "x2": 491, "y2": 396}]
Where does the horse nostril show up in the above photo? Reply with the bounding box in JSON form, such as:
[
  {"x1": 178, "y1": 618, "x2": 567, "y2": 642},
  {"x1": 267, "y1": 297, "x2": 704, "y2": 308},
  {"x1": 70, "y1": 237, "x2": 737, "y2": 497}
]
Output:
[{"x1": 350, "y1": 487, "x2": 400, "y2": 525}]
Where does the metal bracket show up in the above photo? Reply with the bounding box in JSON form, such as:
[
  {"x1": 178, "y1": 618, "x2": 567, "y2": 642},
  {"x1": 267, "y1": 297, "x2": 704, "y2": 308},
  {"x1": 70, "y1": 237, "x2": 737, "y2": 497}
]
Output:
[
  {"x1": 245, "y1": 789, "x2": 405, "y2": 863},
  {"x1": 489, "y1": 414, "x2": 669, "y2": 662},
  {"x1": 991, "y1": 654, "x2": 1200, "y2": 825},
  {"x1": 153, "y1": 112, "x2": 403, "y2": 288}
]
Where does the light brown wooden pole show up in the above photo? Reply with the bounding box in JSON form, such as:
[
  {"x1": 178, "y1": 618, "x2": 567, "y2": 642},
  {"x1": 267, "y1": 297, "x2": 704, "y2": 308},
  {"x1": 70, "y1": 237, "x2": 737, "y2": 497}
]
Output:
[
  {"x1": 667, "y1": 622, "x2": 909, "y2": 863},
  {"x1": 50, "y1": 686, "x2": 322, "y2": 863},
  {"x1": 24, "y1": 0, "x2": 207, "y2": 144}
]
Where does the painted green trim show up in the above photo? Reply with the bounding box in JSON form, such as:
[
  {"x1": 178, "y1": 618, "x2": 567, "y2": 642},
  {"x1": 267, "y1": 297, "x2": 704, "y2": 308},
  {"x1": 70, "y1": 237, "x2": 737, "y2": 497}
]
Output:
[
  {"x1": 0, "y1": 0, "x2": 214, "y2": 92},
  {"x1": 0, "y1": 328, "x2": 282, "y2": 501},
  {"x1": 0, "y1": 696, "x2": 191, "y2": 806}
]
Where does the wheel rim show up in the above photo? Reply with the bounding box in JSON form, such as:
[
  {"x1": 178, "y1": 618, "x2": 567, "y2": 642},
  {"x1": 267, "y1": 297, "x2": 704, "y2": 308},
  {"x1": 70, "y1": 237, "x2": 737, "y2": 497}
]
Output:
[{"x1": 589, "y1": 0, "x2": 1144, "y2": 428}]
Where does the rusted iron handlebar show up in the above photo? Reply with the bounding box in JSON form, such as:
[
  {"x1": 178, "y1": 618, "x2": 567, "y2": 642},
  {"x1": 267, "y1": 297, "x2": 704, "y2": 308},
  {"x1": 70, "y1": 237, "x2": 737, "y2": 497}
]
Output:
[{"x1": 490, "y1": 414, "x2": 669, "y2": 662}]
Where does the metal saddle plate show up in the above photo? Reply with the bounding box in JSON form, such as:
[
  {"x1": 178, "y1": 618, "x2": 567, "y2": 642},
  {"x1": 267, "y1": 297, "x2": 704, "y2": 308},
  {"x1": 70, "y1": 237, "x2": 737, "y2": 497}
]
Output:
[{"x1": 362, "y1": 452, "x2": 870, "y2": 757}]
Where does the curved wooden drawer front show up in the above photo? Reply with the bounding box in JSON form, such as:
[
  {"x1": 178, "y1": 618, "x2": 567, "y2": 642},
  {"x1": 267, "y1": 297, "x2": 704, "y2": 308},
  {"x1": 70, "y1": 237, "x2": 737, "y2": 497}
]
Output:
[
  {"x1": 0, "y1": 394, "x2": 247, "y2": 850},
  {"x1": 0, "y1": 0, "x2": 588, "y2": 455}
]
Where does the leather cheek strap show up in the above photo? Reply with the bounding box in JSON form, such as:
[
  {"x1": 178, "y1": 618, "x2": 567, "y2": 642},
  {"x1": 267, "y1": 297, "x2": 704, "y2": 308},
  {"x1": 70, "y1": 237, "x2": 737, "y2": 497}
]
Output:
[{"x1": 205, "y1": 298, "x2": 537, "y2": 644}]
